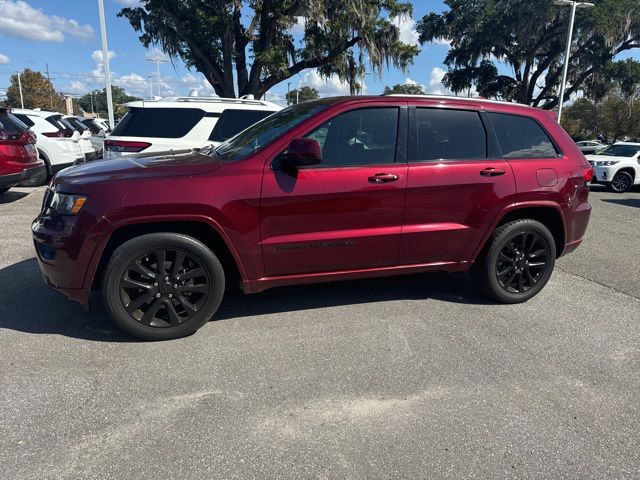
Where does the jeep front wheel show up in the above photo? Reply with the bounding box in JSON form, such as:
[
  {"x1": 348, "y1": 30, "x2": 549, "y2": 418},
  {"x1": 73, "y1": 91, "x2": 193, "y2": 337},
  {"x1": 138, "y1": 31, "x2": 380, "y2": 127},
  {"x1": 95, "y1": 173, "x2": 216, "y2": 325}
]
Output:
[{"x1": 102, "y1": 233, "x2": 225, "y2": 341}]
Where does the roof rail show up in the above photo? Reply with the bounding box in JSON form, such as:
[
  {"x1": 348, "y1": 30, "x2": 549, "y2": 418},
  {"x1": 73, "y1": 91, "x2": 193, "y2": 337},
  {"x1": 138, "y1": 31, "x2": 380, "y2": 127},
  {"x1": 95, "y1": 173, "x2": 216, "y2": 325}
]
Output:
[
  {"x1": 167, "y1": 96, "x2": 272, "y2": 106},
  {"x1": 382, "y1": 93, "x2": 523, "y2": 106}
]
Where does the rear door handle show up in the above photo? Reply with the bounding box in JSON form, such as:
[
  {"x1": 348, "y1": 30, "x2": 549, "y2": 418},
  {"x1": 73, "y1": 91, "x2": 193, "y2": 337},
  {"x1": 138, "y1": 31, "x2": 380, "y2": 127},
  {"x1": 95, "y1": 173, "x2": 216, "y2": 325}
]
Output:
[
  {"x1": 480, "y1": 167, "x2": 506, "y2": 177},
  {"x1": 368, "y1": 173, "x2": 399, "y2": 183}
]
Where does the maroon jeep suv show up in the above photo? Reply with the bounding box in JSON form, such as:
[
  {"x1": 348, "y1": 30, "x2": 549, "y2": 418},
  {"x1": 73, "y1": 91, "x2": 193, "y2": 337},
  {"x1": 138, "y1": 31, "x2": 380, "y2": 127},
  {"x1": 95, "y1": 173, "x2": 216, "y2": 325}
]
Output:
[{"x1": 33, "y1": 96, "x2": 593, "y2": 340}]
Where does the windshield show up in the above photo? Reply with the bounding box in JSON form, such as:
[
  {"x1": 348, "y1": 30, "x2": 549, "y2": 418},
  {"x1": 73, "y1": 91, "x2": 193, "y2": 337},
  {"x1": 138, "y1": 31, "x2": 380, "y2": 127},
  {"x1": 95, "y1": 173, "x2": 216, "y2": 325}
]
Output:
[
  {"x1": 595, "y1": 144, "x2": 640, "y2": 157},
  {"x1": 214, "y1": 103, "x2": 327, "y2": 160}
]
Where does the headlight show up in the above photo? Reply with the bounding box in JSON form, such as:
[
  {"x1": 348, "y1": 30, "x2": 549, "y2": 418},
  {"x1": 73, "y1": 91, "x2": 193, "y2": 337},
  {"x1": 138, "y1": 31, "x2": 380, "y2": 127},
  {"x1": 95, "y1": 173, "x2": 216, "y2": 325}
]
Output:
[
  {"x1": 49, "y1": 192, "x2": 87, "y2": 215},
  {"x1": 598, "y1": 160, "x2": 619, "y2": 166}
]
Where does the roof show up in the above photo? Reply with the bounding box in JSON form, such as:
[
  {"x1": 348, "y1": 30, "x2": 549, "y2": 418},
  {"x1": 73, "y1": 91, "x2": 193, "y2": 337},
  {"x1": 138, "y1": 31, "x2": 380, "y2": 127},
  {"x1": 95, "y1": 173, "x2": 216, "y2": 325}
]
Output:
[
  {"x1": 125, "y1": 96, "x2": 282, "y2": 110},
  {"x1": 291, "y1": 95, "x2": 544, "y2": 114}
]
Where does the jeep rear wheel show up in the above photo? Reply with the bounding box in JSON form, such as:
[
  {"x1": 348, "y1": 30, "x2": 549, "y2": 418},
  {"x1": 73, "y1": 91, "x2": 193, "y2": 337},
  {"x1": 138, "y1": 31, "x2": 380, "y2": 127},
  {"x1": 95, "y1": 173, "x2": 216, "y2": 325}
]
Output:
[
  {"x1": 608, "y1": 171, "x2": 633, "y2": 193},
  {"x1": 471, "y1": 219, "x2": 556, "y2": 303},
  {"x1": 102, "y1": 233, "x2": 225, "y2": 341}
]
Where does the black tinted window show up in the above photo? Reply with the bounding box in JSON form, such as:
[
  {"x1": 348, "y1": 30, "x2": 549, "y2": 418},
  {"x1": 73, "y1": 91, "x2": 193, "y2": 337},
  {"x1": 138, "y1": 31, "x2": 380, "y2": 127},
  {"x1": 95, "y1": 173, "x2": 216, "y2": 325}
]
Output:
[
  {"x1": 12, "y1": 114, "x2": 34, "y2": 127},
  {"x1": 304, "y1": 108, "x2": 398, "y2": 166},
  {"x1": 81, "y1": 119, "x2": 102, "y2": 134},
  {"x1": 112, "y1": 107, "x2": 205, "y2": 138},
  {"x1": 209, "y1": 110, "x2": 274, "y2": 142},
  {"x1": 0, "y1": 113, "x2": 27, "y2": 135},
  {"x1": 489, "y1": 112, "x2": 558, "y2": 158},
  {"x1": 415, "y1": 108, "x2": 486, "y2": 161}
]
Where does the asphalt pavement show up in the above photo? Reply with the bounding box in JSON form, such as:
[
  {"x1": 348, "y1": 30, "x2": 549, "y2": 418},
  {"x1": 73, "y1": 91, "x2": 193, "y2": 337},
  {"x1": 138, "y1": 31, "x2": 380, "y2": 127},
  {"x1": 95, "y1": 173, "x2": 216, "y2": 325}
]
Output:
[{"x1": 0, "y1": 185, "x2": 639, "y2": 479}]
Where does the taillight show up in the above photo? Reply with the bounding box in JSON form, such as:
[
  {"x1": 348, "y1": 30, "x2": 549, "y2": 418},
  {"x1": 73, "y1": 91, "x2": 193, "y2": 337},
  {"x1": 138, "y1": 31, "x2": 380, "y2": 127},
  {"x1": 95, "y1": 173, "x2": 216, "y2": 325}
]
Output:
[
  {"x1": 43, "y1": 131, "x2": 65, "y2": 138},
  {"x1": 104, "y1": 139, "x2": 151, "y2": 153},
  {"x1": 583, "y1": 167, "x2": 594, "y2": 183}
]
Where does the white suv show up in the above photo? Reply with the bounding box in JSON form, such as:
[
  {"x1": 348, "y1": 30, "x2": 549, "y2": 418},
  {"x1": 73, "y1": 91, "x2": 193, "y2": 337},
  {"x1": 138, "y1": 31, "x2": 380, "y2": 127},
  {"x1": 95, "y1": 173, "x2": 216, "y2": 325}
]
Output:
[
  {"x1": 587, "y1": 142, "x2": 640, "y2": 193},
  {"x1": 11, "y1": 109, "x2": 84, "y2": 185},
  {"x1": 104, "y1": 96, "x2": 281, "y2": 158}
]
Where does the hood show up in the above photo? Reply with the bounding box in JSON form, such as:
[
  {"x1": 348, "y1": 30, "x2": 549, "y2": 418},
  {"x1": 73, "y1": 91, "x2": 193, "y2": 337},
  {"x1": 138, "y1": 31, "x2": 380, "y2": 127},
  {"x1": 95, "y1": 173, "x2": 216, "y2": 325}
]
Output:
[
  {"x1": 54, "y1": 151, "x2": 224, "y2": 188},
  {"x1": 586, "y1": 154, "x2": 635, "y2": 163}
]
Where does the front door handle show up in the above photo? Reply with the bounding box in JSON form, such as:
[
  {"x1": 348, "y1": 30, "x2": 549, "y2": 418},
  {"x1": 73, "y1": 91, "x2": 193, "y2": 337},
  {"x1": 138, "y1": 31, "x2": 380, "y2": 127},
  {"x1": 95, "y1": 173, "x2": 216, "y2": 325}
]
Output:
[
  {"x1": 480, "y1": 167, "x2": 506, "y2": 177},
  {"x1": 368, "y1": 173, "x2": 399, "y2": 183}
]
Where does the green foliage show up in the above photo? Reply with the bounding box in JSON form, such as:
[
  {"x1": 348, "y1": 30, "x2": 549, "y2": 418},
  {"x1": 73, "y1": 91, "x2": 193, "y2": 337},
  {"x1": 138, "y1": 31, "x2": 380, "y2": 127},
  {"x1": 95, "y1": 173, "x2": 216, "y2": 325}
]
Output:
[
  {"x1": 585, "y1": 59, "x2": 640, "y2": 101},
  {"x1": 383, "y1": 83, "x2": 425, "y2": 95},
  {"x1": 119, "y1": 0, "x2": 420, "y2": 98},
  {"x1": 77, "y1": 86, "x2": 141, "y2": 118},
  {"x1": 418, "y1": 0, "x2": 640, "y2": 109},
  {"x1": 562, "y1": 95, "x2": 640, "y2": 143},
  {"x1": 6, "y1": 68, "x2": 65, "y2": 111},
  {"x1": 286, "y1": 86, "x2": 319, "y2": 105}
]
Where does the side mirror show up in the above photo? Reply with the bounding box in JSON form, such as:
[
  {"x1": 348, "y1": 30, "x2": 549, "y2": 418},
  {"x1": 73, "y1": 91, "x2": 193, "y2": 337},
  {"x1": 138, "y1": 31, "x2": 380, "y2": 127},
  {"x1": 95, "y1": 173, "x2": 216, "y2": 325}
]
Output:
[{"x1": 280, "y1": 138, "x2": 322, "y2": 169}]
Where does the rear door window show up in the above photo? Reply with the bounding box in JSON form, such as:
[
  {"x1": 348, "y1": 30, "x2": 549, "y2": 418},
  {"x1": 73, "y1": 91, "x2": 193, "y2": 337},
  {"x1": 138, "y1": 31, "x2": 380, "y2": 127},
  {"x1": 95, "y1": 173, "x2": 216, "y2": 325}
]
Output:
[
  {"x1": 112, "y1": 107, "x2": 206, "y2": 138},
  {"x1": 488, "y1": 112, "x2": 558, "y2": 158},
  {"x1": 209, "y1": 109, "x2": 274, "y2": 142},
  {"x1": 414, "y1": 108, "x2": 487, "y2": 161}
]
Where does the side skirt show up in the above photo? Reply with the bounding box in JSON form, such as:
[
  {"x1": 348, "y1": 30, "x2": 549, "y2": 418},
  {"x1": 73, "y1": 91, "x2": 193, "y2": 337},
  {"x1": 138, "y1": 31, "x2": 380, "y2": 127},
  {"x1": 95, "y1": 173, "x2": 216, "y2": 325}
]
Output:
[{"x1": 242, "y1": 260, "x2": 470, "y2": 294}]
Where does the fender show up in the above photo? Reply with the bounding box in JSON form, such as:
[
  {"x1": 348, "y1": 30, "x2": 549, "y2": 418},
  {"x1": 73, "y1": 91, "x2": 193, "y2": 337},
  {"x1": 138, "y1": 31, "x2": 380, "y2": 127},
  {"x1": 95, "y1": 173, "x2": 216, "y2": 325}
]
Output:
[
  {"x1": 80, "y1": 213, "x2": 250, "y2": 292},
  {"x1": 469, "y1": 200, "x2": 567, "y2": 262}
]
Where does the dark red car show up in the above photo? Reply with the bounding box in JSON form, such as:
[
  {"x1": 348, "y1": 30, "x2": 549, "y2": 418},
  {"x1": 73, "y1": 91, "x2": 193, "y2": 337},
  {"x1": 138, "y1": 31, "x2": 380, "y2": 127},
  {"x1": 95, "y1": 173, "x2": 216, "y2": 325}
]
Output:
[
  {"x1": 0, "y1": 108, "x2": 45, "y2": 194},
  {"x1": 33, "y1": 96, "x2": 592, "y2": 340}
]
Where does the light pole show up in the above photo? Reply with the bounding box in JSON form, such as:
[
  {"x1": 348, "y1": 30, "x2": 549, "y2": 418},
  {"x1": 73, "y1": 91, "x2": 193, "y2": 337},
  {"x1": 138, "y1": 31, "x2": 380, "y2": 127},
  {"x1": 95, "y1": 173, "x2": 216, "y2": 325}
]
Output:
[
  {"x1": 554, "y1": 0, "x2": 595, "y2": 123},
  {"x1": 15, "y1": 71, "x2": 24, "y2": 108},
  {"x1": 97, "y1": 0, "x2": 115, "y2": 129},
  {"x1": 145, "y1": 55, "x2": 168, "y2": 98}
]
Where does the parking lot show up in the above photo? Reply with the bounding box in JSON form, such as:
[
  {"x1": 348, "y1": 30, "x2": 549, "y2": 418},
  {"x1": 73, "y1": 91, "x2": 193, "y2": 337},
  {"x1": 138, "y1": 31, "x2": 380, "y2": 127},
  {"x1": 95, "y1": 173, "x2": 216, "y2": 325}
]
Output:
[{"x1": 0, "y1": 185, "x2": 638, "y2": 478}]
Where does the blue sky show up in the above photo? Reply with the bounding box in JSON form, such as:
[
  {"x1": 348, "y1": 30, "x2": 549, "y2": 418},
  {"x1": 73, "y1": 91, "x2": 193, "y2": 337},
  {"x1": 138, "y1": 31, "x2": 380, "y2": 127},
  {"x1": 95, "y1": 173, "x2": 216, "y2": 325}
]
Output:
[{"x1": 0, "y1": 0, "x2": 636, "y2": 105}]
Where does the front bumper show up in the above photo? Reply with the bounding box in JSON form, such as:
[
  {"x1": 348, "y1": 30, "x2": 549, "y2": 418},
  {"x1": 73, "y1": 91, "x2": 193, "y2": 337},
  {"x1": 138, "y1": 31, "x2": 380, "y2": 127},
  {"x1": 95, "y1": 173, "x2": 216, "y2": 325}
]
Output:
[
  {"x1": 32, "y1": 198, "x2": 110, "y2": 306},
  {"x1": 0, "y1": 165, "x2": 46, "y2": 189},
  {"x1": 590, "y1": 165, "x2": 617, "y2": 183}
]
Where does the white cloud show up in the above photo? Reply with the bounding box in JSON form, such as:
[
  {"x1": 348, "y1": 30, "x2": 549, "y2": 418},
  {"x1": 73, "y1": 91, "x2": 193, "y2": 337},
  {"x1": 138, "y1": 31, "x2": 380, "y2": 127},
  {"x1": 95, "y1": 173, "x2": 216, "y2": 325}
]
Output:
[
  {"x1": 297, "y1": 70, "x2": 364, "y2": 97},
  {"x1": 432, "y1": 38, "x2": 451, "y2": 47},
  {"x1": 426, "y1": 67, "x2": 450, "y2": 95},
  {"x1": 0, "y1": 53, "x2": 10, "y2": 64},
  {"x1": 391, "y1": 15, "x2": 419, "y2": 46},
  {"x1": 115, "y1": 0, "x2": 143, "y2": 5},
  {"x1": 405, "y1": 77, "x2": 425, "y2": 91},
  {"x1": 0, "y1": 0, "x2": 94, "y2": 42}
]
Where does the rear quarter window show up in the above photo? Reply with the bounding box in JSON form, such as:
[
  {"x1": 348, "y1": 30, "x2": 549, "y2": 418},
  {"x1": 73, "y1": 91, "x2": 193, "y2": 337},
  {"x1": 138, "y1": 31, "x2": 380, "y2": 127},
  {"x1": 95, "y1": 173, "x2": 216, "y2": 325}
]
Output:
[
  {"x1": 488, "y1": 112, "x2": 559, "y2": 158},
  {"x1": 209, "y1": 109, "x2": 275, "y2": 142},
  {"x1": 12, "y1": 114, "x2": 35, "y2": 128},
  {"x1": 112, "y1": 107, "x2": 206, "y2": 138},
  {"x1": 0, "y1": 112, "x2": 27, "y2": 135}
]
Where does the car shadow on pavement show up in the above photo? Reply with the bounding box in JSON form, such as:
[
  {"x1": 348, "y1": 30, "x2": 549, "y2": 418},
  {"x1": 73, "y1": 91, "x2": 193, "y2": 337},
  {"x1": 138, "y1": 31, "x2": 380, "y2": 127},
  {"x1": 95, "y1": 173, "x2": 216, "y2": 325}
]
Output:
[
  {"x1": 0, "y1": 191, "x2": 29, "y2": 204},
  {"x1": 0, "y1": 258, "x2": 133, "y2": 342},
  {"x1": 0, "y1": 257, "x2": 490, "y2": 341},
  {"x1": 216, "y1": 270, "x2": 489, "y2": 321},
  {"x1": 601, "y1": 198, "x2": 640, "y2": 209}
]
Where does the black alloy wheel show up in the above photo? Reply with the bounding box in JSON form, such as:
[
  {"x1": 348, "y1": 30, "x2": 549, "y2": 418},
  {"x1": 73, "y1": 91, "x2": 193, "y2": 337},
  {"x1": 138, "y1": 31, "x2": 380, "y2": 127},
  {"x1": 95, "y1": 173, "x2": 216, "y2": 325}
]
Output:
[
  {"x1": 120, "y1": 249, "x2": 210, "y2": 327},
  {"x1": 103, "y1": 233, "x2": 225, "y2": 340},
  {"x1": 471, "y1": 219, "x2": 556, "y2": 304},
  {"x1": 495, "y1": 231, "x2": 549, "y2": 294}
]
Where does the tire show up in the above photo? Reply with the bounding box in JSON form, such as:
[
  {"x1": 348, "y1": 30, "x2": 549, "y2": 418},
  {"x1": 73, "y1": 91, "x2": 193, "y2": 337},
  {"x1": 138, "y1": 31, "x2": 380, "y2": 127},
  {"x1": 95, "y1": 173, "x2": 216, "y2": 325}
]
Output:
[
  {"x1": 608, "y1": 171, "x2": 634, "y2": 193},
  {"x1": 0, "y1": 187, "x2": 9, "y2": 195},
  {"x1": 471, "y1": 219, "x2": 556, "y2": 304},
  {"x1": 102, "y1": 233, "x2": 225, "y2": 341},
  {"x1": 18, "y1": 154, "x2": 50, "y2": 187}
]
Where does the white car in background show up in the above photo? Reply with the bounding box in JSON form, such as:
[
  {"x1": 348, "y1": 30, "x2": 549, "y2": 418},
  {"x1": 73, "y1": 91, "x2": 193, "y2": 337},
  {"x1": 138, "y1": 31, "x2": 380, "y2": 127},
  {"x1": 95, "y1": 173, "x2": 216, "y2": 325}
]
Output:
[
  {"x1": 62, "y1": 116, "x2": 100, "y2": 160},
  {"x1": 88, "y1": 118, "x2": 110, "y2": 133},
  {"x1": 104, "y1": 96, "x2": 281, "y2": 158},
  {"x1": 587, "y1": 142, "x2": 640, "y2": 192},
  {"x1": 11, "y1": 109, "x2": 84, "y2": 185}
]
